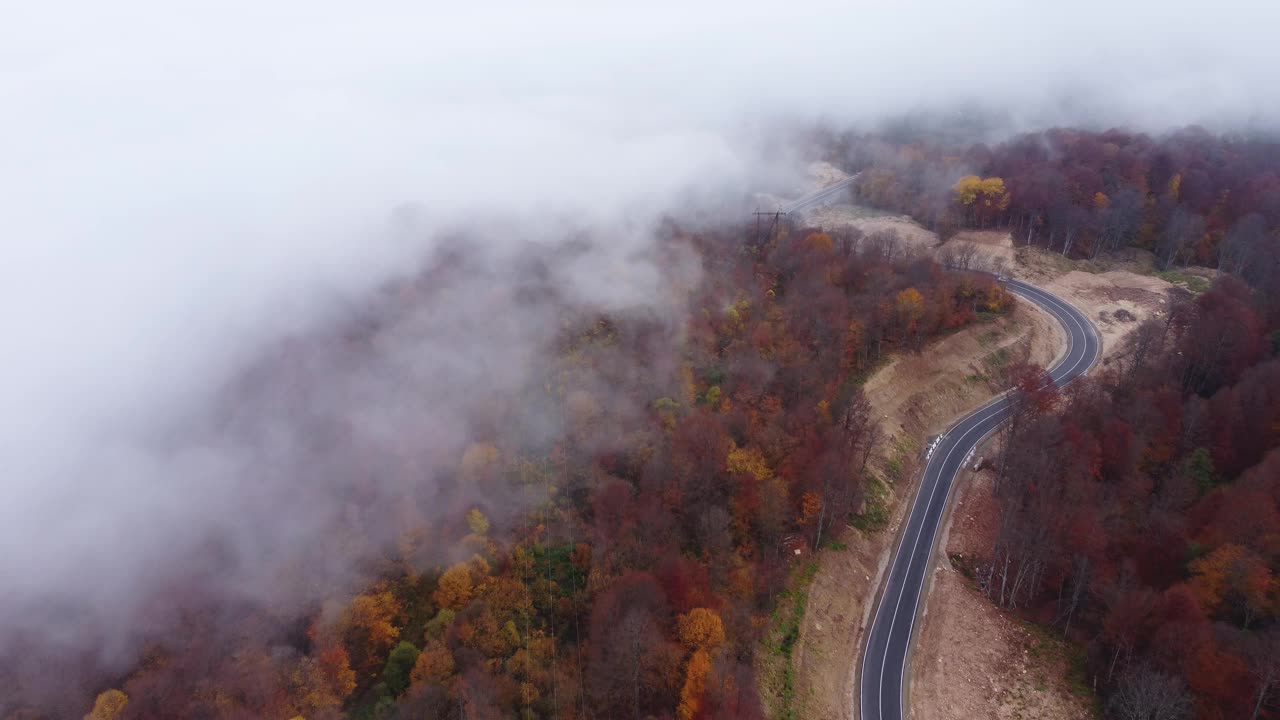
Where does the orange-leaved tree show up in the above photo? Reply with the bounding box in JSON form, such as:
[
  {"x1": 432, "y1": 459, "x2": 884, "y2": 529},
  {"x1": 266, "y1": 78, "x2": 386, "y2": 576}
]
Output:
[
  {"x1": 339, "y1": 588, "x2": 402, "y2": 677},
  {"x1": 677, "y1": 649, "x2": 712, "y2": 720},
  {"x1": 677, "y1": 608, "x2": 725, "y2": 652}
]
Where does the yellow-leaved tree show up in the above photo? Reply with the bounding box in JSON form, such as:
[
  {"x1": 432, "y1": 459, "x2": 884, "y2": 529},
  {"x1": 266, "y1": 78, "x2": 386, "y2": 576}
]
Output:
[
  {"x1": 895, "y1": 287, "x2": 924, "y2": 323},
  {"x1": 726, "y1": 444, "x2": 771, "y2": 481},
  {"x1": 466, "y1": 508, "x2": 490, "y2": 536},
  {"x1": 978, "y1": 177, "x2": 1009, "y2": 209},
  {"x1": 954, "y1": 175, "x2": 1010, "y2": 226},
  {"x1": 896, "y1": 285, "x2": 925, "y2": 326},
  {"x1": 954, "y1": 175, "x2": 984, "y2": 206},
  {"x1": 85, "y1": 689, "x2": 128, "y2": 720},
  {"x1": 895, "y1": 287, "x2": 927, "y2": 349}
]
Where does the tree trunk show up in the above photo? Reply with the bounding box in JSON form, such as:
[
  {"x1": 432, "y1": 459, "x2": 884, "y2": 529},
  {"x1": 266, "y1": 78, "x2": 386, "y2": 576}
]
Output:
[
  {"x1": 1061, "y1": 555, "x2": 1088, "y2": 638},
  {"x1": 1252, "y1": 682, "x2": 1268, "y2": 720},
  {"x1": 632, "y1": 638, "x2": 641, "y2": 719},
  {"x1": 813, "y1": 490, "x2": 828, "y2": 552}
]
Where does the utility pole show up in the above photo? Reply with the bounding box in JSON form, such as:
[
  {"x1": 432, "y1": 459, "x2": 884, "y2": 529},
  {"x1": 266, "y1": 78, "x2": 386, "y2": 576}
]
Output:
[{"x1": 753, "y1": 209, "x2": 787, "y2": 245}]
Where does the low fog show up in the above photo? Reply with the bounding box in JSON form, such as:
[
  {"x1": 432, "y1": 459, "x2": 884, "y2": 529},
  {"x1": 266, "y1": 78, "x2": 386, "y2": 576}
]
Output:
[{"x1": 2, "y1": 0, "x2": 1278, "y2": 706}]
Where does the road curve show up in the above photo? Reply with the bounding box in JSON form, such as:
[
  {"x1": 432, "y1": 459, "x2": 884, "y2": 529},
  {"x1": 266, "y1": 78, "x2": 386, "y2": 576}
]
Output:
[{"x1": 858, "y1": 278, "x2": 1101, "y2": 720}]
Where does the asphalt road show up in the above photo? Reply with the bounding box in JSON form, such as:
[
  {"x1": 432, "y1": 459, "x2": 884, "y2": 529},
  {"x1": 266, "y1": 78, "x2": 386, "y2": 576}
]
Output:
[
  {"x1": 858, "y1": 277, "x2": 1101, "y2": 720},
  {"x1": 782, "y1": 177, "x2": 853, "y2": 213}
]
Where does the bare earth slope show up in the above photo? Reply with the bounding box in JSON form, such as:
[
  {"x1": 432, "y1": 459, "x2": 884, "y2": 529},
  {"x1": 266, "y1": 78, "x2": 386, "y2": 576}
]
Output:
[{"x1": 909, "y1": 465, "x2": 1098, "y2": 720}]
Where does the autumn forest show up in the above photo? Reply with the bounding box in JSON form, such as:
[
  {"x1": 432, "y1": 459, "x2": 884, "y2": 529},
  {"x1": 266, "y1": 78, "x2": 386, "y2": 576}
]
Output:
[
  {"x1": 28, "y1": 126, "x2": 1280, "y2": 720},
  {"x1": 839, "y1": 125, "x2": 1280, "y2": 719}
]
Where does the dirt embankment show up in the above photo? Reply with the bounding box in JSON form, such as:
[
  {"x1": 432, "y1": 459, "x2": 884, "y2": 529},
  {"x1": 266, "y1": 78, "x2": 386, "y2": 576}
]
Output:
[
  {"x1": 942, "y1": 230, "x2": 1018, "y2": 274},
  {"x1": 937, "y1": 231, "x2": 1178, "y2": 362},
  {"x1": 1040, "y1": 270, "x2": 1174, "y2": 363},
  {"x1": 782, "y1": 300, "x2": 1058, "y2": 720},
  {"x1": 862, "y1": 303, "x2": 1059, "y2": 449},
  {"x1": 810, "y1": 160, "x2": 851, "y2": 188},
  {"x1": 805, "y1": 207, "x2": 941, "y2": 257},
  {"x1": 909, "y1": 466, "x2": 1098, "y2": 720}
]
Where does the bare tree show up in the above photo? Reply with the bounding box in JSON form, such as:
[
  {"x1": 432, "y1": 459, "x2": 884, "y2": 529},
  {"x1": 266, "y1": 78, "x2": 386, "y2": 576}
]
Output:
[
  {"x1": 859, "y1": 421, "x2": 882, "y2": 479},
  {"x1": 984, "y1": 357, "x2": 1064, "y2": 608},
  {"x1": 985, "y1": 423, "x2": 1058, "y2": 608},
  {"x1": 865, "y1": 230, "x2": 903, "y2": 264},
  {"x1": 1156, "y1": 208, "x2": 1205, "y2": 270},
  {"x1": 937, "y1": 243, "x2": 959, "y2": 270},
  {"x1": 1220, "y1": 213, "x2": 1266, "y2": 277},
  {"x1": 954, "y1": 241, "x2": 979, "y2": 271},
  {"x1": 1107, "y1": 666, "x2": 1192, "y2": 720},
  {"x1": 1094, "y1": 184, "x2": 1145, "y2": 258},
  {"x1": 833, "y1": 227, "x2": 864, "y2": 259},
  {"x1": 1246, "y1": 628, "x2": 1280, "y2": 720},
  {"x1": 1060, "y1": 206, "x2": 1091, "y2": 257},
  {"x1": 992, "y1": 359, "x2": 1053, "y2": 494},
  {"x1": 1120, "y1": 320, "x2": 1165, "y2": 387},
  {"x1": 815, "y1": 392, "x2": 879, "y2": 550},
  {"x1": 615, "y1": 608, "x2": 661, "y2": 719},
  {"x1": 1056, "y1": 552, "x2": 1090, "y2": 637}
]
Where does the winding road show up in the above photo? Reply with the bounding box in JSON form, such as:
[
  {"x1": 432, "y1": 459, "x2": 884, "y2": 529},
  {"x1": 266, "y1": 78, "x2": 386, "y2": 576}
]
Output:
[
  {"x1": 782, "y1": 178, "x2": 855, "y2": 213},
  {"x1": 784, "y1": 180, "x2": 1102, "y2": 720},
  {"x1": 857, "y1": 278, "x2": 1101, "y2": 720}
]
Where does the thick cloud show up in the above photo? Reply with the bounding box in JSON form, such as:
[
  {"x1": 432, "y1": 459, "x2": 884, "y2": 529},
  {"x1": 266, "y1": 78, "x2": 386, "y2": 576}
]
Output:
[{"x1": 1, "y1": 0, "x2": 1277, "y2": 704}]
